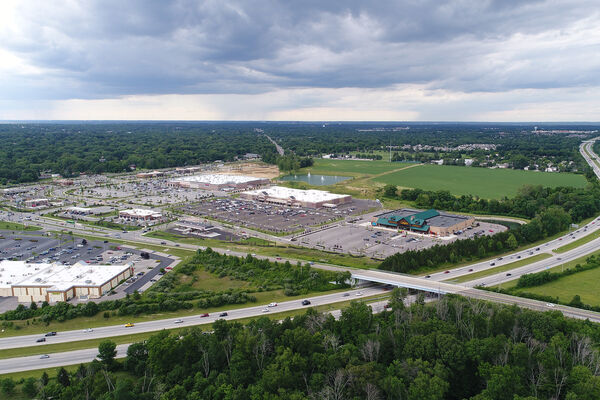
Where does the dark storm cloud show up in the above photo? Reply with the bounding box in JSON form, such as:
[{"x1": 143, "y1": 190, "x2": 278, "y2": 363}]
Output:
[{"x1": 1, "y1": 0, "x2": 599, "y2": 100}]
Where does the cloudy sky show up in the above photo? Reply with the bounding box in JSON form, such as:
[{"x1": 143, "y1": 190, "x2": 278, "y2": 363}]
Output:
[{"x1": 0, "y1": 0, "x2": 599, "y2": 121}]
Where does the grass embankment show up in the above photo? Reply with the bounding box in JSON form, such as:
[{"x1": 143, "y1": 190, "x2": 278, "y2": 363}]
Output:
[
  {"x1": 146, "y1": 230, "x2": 380, "y2": 269},
  {"x1": 496, "y1": 249, "x2": 600, "y2": 291},
  {"x1": 0, "y1": 293, "x2": 390, "y2": 361},
  {"x1": 447, "y1": 253, "x2": 552, "y2": 283},
  {"x1": 554, "y1": 230, "x2": 600, "y2": 253},
  {"x1": 0, "y1": 222, "x2": 41, "y2": 231}
]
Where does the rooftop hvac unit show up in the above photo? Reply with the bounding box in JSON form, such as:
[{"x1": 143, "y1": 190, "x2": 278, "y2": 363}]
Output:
[
  {"x1": 35, "y1": 278, "x2": 42, "y2": 282},
  {"x1": 85, "y1": 280, "x2": 92, "y2": 284}
]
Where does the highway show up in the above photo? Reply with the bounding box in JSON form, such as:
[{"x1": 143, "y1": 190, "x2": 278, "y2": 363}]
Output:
[
  {"x1": 0, "y1": 287, "x2": 387, "y2": 351},
  {"x1": 0, "y1": 299, "x2": 394, "y2": 374}
]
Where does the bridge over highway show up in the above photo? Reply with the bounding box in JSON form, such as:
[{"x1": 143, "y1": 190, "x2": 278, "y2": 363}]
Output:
[{"x1": 351, "y1": 269, "x2": 465, "y2": 294}]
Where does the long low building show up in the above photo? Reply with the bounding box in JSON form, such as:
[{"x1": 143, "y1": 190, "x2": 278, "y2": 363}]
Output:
[
  {"x1": 167, "y1": 174, "x2": 270, "y2": 190},
  {"x1": 0, "y1": 261, "x2": 134, "y2": 303},
  {"x1": 119, "y1": 209, "x2": 163, "y2": 222},
  {"x1": 240, "y1": 186, "x2": 352, "y2": 208},
  {"x1": 372, "y1": 208, "x2": 475, "y2": 236}
]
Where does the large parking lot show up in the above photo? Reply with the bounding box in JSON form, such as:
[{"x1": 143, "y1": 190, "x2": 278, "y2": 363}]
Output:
[
  {"x1": 180, "y1": 197, "x2": 380, "y2": 234},
  {"x1": 292, "y1": 213, "x2": 507, "y2": 259}
]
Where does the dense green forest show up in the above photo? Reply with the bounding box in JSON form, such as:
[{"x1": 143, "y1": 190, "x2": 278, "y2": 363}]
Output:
[
  {"x1": 0, "y1": 123, "x2": 279, "y2": 184},
  {"x1": 6, "y1": 294, "x2": 600, "y2": 399}
]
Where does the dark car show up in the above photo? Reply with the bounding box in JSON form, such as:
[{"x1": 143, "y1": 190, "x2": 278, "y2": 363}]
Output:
[
  {"x1": 302, "y1": 300, "x2": 311, "y2": 306},
  {"x1": 36, "y1": 338, "x2": 46, "y2": 342},
  {"x1": 506, "y1": 273, "x2": 512, "y2": 276},
  {"x1": 44, "y1": 332, "x2": 57, "y2": 337},
  {"x1": 425, "y1": 275, "x2": 431, "y2": 278},
  {"x1": 219, "y1": 312, "x2": 228, "y2": 317}
]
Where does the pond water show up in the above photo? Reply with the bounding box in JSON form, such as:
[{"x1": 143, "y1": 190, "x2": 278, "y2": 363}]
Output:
[{"x1": 280, "y1": 173, "x2": 350, "y2": 186}]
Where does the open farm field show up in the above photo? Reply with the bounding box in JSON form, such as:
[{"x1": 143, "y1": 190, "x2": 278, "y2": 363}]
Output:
[{"x1": 373, "y1": 164, "x2": 587, "y2": 198}]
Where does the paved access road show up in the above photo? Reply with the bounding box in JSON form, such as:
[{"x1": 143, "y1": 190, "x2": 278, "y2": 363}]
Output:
[{"x1": 0, "y1": 287, "x2": 386, "y2": 351}]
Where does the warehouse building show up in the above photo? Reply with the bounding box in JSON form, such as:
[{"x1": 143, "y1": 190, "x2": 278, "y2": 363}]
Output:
[
  {"x1": 240, "y1": 186, "x2": 352, "y2": 208},
  {"x1": 0, "y1": 261, "x2": 134, "y2": 303},
  {"x1": 24, "y1": 198, "x2": 49, "y2": 208},
  {"x1": 371, "y1": 208, "x2": 475, "y2": 236},
  {"x1": 119, "y1": 209, "x2": 163, "y2": 223},
  {"x1": 167, "y1": 174, "x2": 269, "y2": 191}
]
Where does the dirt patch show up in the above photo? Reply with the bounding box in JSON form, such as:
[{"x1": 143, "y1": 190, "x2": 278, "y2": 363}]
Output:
[{"x1": 216, "y1": 162, "x2": 280, "y2": 179}]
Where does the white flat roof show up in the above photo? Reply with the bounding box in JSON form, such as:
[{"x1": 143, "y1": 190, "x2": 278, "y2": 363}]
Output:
[
  {"x1": 68, "y1": 206, "x2": 92, "y2": 212},
  {"x1": 244, "y1": 186, "x2": 350, "y2": 203},
  {"x1": 171, "y1": 174, "x2": 265, "y2": 185},
  {"x1": 120, "y1": 209, "x2": 162, "y2": 217},
  {"x1": 0, "y1": 261, "x2": 131, "y2": 291}
]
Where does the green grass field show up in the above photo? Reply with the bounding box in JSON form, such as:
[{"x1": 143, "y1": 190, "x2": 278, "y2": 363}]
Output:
[
  {"x1": 309, "y1": 159, "x2": 405, "y2": 175},
  {"x1": 509, "y1": 266, "x2": 600, "y2": 306},
  {"x1": 374, "y1": 164, "x2": 587, "y2": 198}
]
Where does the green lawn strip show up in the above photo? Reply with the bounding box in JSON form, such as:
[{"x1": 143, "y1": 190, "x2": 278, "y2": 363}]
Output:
[
  {"x1": 554, "y1": 229, "x2": 600, "y2": 253},
  {"x1": 0, "y1": 222, "x2": 41, "y2": 231},
  {"x1": 0, "y1": 293, "x2": 390, "y2": 361},
  {"x1": 495, "y1": 249, "x2": 600, "y2": 291},
  {"x1": 0, "y1": 288, "x2": 347, "y2": 338},
  {"x1": 445, "y1": 253, "x2": 552, "y2": 283}
]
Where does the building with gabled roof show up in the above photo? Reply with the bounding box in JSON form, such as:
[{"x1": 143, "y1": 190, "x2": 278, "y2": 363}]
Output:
[{"x1": 372, "y1": 208, "x2": 474, "y2": 236}]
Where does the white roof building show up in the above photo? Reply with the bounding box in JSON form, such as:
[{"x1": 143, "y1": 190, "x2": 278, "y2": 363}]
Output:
[
  {"x1": 119, "y1": 209, "x2": 163, "y2": 219},
  {"x1": 168, "y1": 174, "x2": 269, "y2": 190},
  {"x1": 0, "y1": 261, "x2": 134, "y2": 303},
  {"x1": 241, "y1": 186, "x2": 352, "y2": 208}
]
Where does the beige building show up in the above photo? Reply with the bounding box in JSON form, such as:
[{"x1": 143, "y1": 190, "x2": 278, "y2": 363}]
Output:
[{"x1": 0, "y1": 261, "x2": 134, "y2": 303}]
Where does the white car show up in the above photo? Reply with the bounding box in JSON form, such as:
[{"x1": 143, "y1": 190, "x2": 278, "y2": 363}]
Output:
[
  {"x1": 546, "y1": 303, "x2": 556, "y2": 308},
  {"x1": 40, "y1": 354, "x2": 50, "y2": 359},
  {"x1": 174, "y1": 319, "x2": 184, "y2": 324},
  {"x1": 262, "y1": 308, "x2": 270, "y2": 313},
  {"x1": 83, "y1": 328, "x2": 93, "y2": 333},
  {"x1": 268, "y1": 302, "x2": 278, "y2": 307},
  {"x1": 356, "y1": 292, "x2": 363, "y2": 296}
]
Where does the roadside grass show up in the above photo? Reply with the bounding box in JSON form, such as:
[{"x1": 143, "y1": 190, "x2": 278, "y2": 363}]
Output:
[
  {"x1": 0, "y1": 293, "x2": 390, "y2": 361},
  {"x1": 506, "y1": 265, "x2": 600, "y2": 306},
  {"x1": 144, "y1": 230, "x2": 381, "y2": 269},
  {"x1": 554, "y1": 230, "x2": 600, "y2": 253},
  {"x1": 445, "y1": 253, "x2": 552, "y2": 283},
  {"x1": 0, "y1": 222, "x2": 41, "y2": 231},
  {"x1": 495, "y1": 249, "x2": 600, "y2": 291}
]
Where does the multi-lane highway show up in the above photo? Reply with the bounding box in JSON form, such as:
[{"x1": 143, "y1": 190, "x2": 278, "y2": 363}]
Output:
[{"x1": 0, "y1": 287, "x2": 387, "y2": 351}]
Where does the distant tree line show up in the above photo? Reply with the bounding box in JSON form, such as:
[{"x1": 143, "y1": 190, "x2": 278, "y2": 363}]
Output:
[{"x1": 0, "y1": 123, "x2": 279, "y2": 184}]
